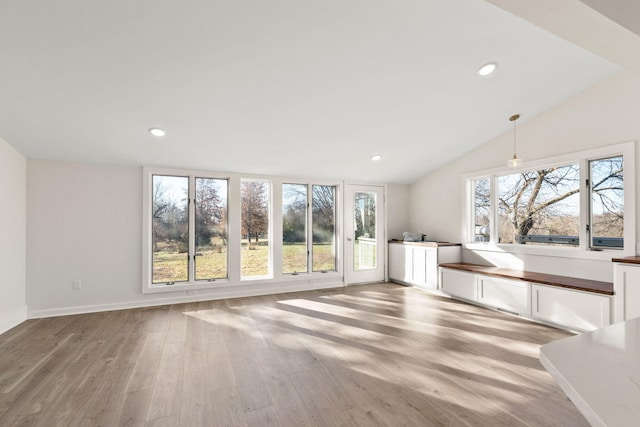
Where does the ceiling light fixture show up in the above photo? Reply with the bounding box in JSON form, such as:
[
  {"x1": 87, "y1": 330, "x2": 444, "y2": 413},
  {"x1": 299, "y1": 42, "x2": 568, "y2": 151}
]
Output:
[
  {"x1": 507, "y1": 114, "x2": 522, "y2": 168},
  {"x1": 477, "y1": 62, "x2": 497, "y2": 76},
  {"x1": 149, "y1": 128, "x2": 166, "y2": 137},
  {"x1": 371, "y1": 155, "x2": 382, "y2": 161}
]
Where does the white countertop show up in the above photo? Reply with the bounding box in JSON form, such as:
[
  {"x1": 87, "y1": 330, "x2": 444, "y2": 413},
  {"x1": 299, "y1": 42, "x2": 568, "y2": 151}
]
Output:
[{"x1": 540, "y1": 317, "x2": 640, "y2": 427}]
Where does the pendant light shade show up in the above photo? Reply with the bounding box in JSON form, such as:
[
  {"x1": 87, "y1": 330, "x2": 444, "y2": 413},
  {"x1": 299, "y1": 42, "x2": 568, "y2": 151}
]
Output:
[{"x1": 507, "y1": 114, "x2": 522, "y2": 168}]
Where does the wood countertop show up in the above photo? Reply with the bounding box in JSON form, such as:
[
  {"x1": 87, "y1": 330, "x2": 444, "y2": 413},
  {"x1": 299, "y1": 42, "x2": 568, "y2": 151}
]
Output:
[
  {"x1": 388, "y1": 240, "x2": 462, "y2": 247},
  {"x1": 439, "y1": 262, "x2": 613, "y2": 295},
  {"x1": 612, "y1": 255, "x2": 640, "y2": 265}
]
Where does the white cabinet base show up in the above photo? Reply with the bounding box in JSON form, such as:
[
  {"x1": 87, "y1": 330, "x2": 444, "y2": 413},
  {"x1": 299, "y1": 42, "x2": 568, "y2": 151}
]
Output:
[
  {"x1": 439, "y1": 267, "x2": 612, "y2": 333},
  {"x1": 478, "y1": 276, "x2": 531, "y2": 315},
  {"x1": 613, "y1": 263, "x2": 640, "y2": 323},
  {"x1": 440, "y1": 268, "x2": 477, "y2": 302},
  {"x1": 388, "y1": 243, "x2": 461, "y2": 291},
  {"x1": 532, "y1": 284, "x2": 610, "y2": 332}
]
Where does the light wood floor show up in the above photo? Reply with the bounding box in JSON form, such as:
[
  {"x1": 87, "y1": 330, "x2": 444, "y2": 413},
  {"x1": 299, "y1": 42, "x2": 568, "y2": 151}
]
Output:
[{"x1": 0, "y1": 283, "x2": 588, "y2": 426}]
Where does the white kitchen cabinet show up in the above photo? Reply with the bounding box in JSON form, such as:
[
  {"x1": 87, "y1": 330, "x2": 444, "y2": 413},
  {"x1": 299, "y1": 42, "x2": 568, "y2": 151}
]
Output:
[
  {"x1": 613, "y1": 261, "x2": 640, "y2": 323},
  {"x1": 388, "y1": 243, "x2": 407, "y2": 282},
  {"x1": 478, "y1": 276, "x2": 530, "y2": 315},
  {"x1": 440, "y1": 268, "x2": 477, "y2": 302},
  {"x1": 388, "y1": 242, "x2": 461, "y2": 291},
  {"x1": 531, "y1": 284, "x2": 611, "y2": 331}
]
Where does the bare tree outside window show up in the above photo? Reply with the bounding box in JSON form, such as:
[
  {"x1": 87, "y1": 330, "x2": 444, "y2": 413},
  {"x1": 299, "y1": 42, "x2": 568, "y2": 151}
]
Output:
[
  {"x1": 590, "y1": 156, "x2": 624, "y2": 248},
  {"x1": 498, "y1": 165, "x2": 581, "y2": 245},
  {"x1": 473, "y1": 178, "x2": 491, "y2": 242},
  {"x1": 241, "y1": 180, "x2": 270, "y2": 277},
  {"x1": 152, "y1": 175, "x2": 189, "y2": 283},
  {"x1": 492, "y1": 157, "x2": 624, "y2": 248},
  {"x1": 195, "y1": 178, "x2": 228, "y2": 280},
  {"x1": 312, "y1": 185, "x2": 336, "y2": 271},
  {"x1": 283, "y1": 183, "x2": 307, "y2": 274}
]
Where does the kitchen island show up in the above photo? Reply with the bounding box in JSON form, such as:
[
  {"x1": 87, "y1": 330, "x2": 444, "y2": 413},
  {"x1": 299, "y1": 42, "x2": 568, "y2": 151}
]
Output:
[{"x1": 540, "y1": 317, "x2": 640, "y2": 426}]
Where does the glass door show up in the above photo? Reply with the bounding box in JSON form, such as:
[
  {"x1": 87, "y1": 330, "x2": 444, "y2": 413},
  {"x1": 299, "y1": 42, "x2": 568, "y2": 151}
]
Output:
[{"x1": 344, "y1": 185, "x2": 385, "y2": 284}]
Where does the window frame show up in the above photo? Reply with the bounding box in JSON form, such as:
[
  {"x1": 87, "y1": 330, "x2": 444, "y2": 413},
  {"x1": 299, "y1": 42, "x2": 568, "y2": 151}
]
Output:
[
  {"x1": 142, "y1": 167, "x2": 342, "y2": 294},
  {"x1": 463, "y1": 141, "x2": 635, "y2": 260}
]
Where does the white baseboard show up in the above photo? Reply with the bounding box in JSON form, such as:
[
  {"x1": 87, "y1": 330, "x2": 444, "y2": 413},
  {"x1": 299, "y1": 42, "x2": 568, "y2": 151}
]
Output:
[
  {"x1": 0, "y1": 304, "x2": 28, "y2": 335},
  {"x1": 28, "y1": 280, "x2": 344, "y2": 319}
]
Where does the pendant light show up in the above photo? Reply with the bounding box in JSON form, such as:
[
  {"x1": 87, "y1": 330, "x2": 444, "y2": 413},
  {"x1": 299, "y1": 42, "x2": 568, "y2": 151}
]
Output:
[{"x1": 507, "y1": 114, "x2": 522, "y2": 168}]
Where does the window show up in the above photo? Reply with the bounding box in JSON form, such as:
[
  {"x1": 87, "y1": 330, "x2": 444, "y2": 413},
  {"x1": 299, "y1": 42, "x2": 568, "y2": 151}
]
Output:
[
  {"x1": 353, "y1": 191, "x2": 377, "y2": 270},
  {"x1": 281, "y1": 184, "x2": 337, "y2": 274},
  {"x1": 241, "y1": 179, "x2": 271, "y2": 279},
  {"x1": 465, "y1": 142, "x2": 634, "y2": 256},
  {"x1": 143, "y1": 168, "x2": 341, "y2": 293},
  {"x1": 151, "y1": 174, "x2": 229, "y2": 285},
  {"x1": 472, "y1": 178, "x2": 490, "y2": 242},
  {"x1": 497, "y1": 164, "x2": 580, "y2": 246},
  {"x1": 152, "y1": 175, "x2": 189, "y2": 284},
  {"x1": 283, "y1": 183, "x2": 308, "y2": 274},
  {"x1": 195, "y1": 177, "x2": 228, "y2": 280},
  {"x1": 312, "y1": 185, "x2": 336, "y2": 272},
  {"x1": 590, "y1": 156, "x2": 624, "y2": 248}
]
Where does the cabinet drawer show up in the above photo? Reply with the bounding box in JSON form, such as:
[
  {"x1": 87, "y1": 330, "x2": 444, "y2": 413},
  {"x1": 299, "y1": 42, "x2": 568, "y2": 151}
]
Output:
[
  {"x1": 479, "y1": 276, "x2": 530, "y2": 315},
  {"x1": 532, "y1": 284, "x2": 611, "y2": 331},
  {"x1": 441, "y1": 268, "x2": 477, "y2": 301}
]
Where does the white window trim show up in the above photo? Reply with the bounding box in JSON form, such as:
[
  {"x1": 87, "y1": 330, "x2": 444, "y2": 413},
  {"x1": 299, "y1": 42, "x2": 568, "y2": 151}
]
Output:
[
  {"x1": 462, "y1": 141, "x2": 635, "y2": 261},
  {"x1": 142, "y1": 166, "x2": 343, "y2": 294}
]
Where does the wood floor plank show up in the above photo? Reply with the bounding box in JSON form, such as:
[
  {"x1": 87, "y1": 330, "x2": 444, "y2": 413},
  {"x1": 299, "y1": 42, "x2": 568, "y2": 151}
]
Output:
[
  {"x1": 145, "y1": 306, "x2": 187, "y2": 422},
  {"x1": 177, "y1": 311, "x2": 215, "y2": 426},
  {"x1": 0, "y1": 284, "x2": 590, "y2": 426}
]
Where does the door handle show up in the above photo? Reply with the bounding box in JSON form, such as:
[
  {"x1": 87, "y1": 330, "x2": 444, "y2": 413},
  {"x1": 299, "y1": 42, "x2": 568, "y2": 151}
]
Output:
[{"x1": 346, "y1": 237, "x2": 353, "y2": 241}]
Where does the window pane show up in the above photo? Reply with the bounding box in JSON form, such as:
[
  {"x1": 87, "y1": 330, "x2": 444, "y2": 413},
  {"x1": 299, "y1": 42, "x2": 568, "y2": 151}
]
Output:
[
  {"x1": 241, "y1": 180, "x2": 271, "y2": 278},
  {"x1": 312, "y1": 185, "x2": 336, "y2": 271},
  {"x1": 497, "y1": 165, "x2": 580, "y2": 246},
  {"x1": 152, "y1": 175, "x2": 189, "y2": 283},
  {"x1": 590, "y1": 156, "x2": 624, "y2": 248},
  {"x1": 195, "y1": 178, "x2": 228, "y2": 280},
  {"x1": 473, "y1": 178, "x2": 490, "y2": 242},
  {"x1": 283, "y1": 184, "x2": 308, "y2": 274},
  {"x1": 354, "y1": 191, "x2": 377, "y2": 270}
]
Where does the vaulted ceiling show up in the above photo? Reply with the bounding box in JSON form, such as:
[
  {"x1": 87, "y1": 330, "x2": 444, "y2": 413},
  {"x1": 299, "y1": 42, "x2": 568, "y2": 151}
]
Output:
[{"x1": 0, "y1": 0, "x2": 630, "y2": 184}]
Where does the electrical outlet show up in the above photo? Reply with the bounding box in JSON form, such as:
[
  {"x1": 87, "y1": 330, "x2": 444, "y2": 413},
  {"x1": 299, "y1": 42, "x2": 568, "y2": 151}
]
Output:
[{"x1": 73, "y1": 279, "x2": 82, "y2": 290}]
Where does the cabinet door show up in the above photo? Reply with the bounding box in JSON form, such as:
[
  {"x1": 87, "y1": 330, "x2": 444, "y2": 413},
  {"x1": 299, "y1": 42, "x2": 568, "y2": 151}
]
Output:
[
  {"x1": 411, "y1": 247, "x2": 427, "y2": 286},
  {"x1": 532, "y1": 285, "x2": 611, "y2": 331},
  {"x1": 478, "y1": 276, "x2": 530, "y2": 315},
  {"x1": 388, "y1": 244, "x2": 406, "y2": 282},
  {"x1": 614, "y1": 264, "x2": 640, "y2": 322},
  {"x1": 424, "y1": 248, "x2": 438, "y2": 290},
  {"x1": 441, "y1": 268, "x2": 477, "y2": 301}
]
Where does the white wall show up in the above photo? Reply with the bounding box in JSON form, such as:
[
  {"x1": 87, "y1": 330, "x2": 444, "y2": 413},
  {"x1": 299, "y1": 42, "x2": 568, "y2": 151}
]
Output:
[
  {"x1": 409, "y1": 70, "x2": 640, "y2": 282},
  {"x1": 386, "y1": 183, "x2": 410, "y2": 240},
  {"x1": 27, "y1": 161, "x2": 146, "y2": 315},
  {"x1": 26, "y1": 160, "x2": 408, "y2": 316},
  {"x1": 0, "y1": 137, "x2": 27, "y2": 334}
]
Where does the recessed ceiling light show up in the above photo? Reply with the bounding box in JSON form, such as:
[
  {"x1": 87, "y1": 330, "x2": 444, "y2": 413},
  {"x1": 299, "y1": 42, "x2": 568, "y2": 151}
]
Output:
[
  {"x1": 371, "y1": 155, "x2": 382, "y2": 161},
  {"x1": 149, "y1": 128, "x2": 166, "y2": 137},
  {"x1": 477, "y1": 62, "x2": 497, "y2": 76}
]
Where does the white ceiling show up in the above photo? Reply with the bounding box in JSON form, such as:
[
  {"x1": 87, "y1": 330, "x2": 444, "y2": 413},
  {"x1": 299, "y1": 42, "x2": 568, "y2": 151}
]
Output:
[{"x1": 0, "y1": 0, "x2": 620, "y2": 184}]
